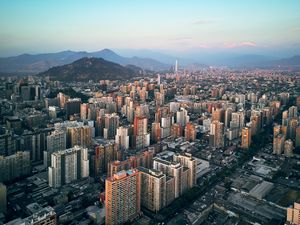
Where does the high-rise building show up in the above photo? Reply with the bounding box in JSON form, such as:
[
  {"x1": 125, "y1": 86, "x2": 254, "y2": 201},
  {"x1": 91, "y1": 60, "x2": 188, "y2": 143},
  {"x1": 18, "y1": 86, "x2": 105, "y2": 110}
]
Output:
[
  {"x1": 224, "y1": 108, "x2": 233, "y2": 128},
  {"x1": 274, "y1": 125, "x2": 282, "y2": 137},
  {"x1": 66, "y1": 124, "x2": 92, "y2": 148},
  {"x1": 176, "y1": 108, "x2": 189, "y2": 126},
  {"x1": 0, "y1": 128, "x2": 16, "y2": 156},
  {"x1": 184, "y1": 122, "x2": 196, "y2": 142},
  {"x1": 288, "y1": 106, "x2": 298, "y2": 118},
  {"x1": 231, "y1": 111, "x2": 245, "y2": 130},
  {"x1": 65, "y1": 98, "x2": 81, "y2": 119},
  {"x1": 288, "y1": 118, "x2": 298, "y2": 140},
  {"x1": 284, "y1": 139, "x2": 294, "y2": 157},
  {"x1": 44, "y1": 130, "x2": 66, "y2": 167},
  {"x1": 137, "y1": 166, "x2": 166, "y2": 212},
  {"x1": 151, "y1": 122, "x2": 162, "y2": 143},
  {"x1": 161, "y1": 115, "x2": 172, "y2": 138},
  {"x1": 0, "y1": 183, "x2": 6, "y2": 213},
  {"x1": 273, "y1": 134, "x2": 285, "y2": 155},
  {"x1": 250, "y1": 110, "x2": 263, "y2": 135},
  {"x1": 80, "y1": 103, "x2": 89, "y2": 120},
  {"x1": 21, "y1": 129, "x2": 49, "y2": 162},
  {"x1": 92, "y1": 140, "x2": 117, "y2": 175},
  {"x1": 48, "y1": 146, "x2": 89, "y2": 188},
  {"x1": 48, "y1": 106, "x2": 60, "y2": 119},
  {"x1": 20, "y1": 85, "x2": 40, "y2": 101},
  {"x1": 262, "y1": 107, "x2": 272, "y2": 125},
  {"x1": 105, "y1": 169, "x2": 141, "y2": 225},
  {"x1": 153, "y1": 158, "x2": 184, "y2": 198},
  {"x1": 286, "y1": 202, "x2": 300, "y2": 225},
  {"x1": 173, "y1": 153, "x2": 196, "y2": 189},
  {"x1": 241, "y1": 127, "x2": 251, "y2": 149},
  {"x1": 134, "y1": 116, "x2": 150, "y2": 149},
  {"x1": 157, "y1": 74, "x2": 161, "y2": 85},
  {"x1": 169, "y1": 102, "x2": 180, "y2": 113},
  {"x1": 115, "y1": 126, "x2": 131, "y2": 150},
  {"x1": 203, "y1": 118, "x2": 211, "y2": 132},
  {"x1": 296, "y1": 126, "x2": 300, "y2": 148},
  {"x1": 108, "y1": 150, "x2": 153, "y2": 177},
  {"x1": 103, "y1": 113, "x2": 119, "y2": 139},
  {"x1": 155, "y1": 92, "x2": 165, "y2": 106},
  {"x1": 171, "y1": 123, "x2": 183, "y2": 139},
  {"x1": 210, "y1": 121, "x2": 224, "y2": 148},
  {"x1": 0, "y1": 151, "x2": 31, "y2": 183},
  {"x1": 212, "y1": 108, "x2": 224, "y2": 123},
  {"x1": 57, "y1": 92, "x2": 70, "y2": 108},
  {"x1": 135, "y1": 104, "x2": 149, "y2": 118}
]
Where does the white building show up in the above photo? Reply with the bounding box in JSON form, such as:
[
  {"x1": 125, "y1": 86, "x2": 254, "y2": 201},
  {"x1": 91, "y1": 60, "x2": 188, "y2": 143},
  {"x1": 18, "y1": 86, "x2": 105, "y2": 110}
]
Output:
[{"x1": 48, "y1": 146, "x2": 89, "y2": 188}]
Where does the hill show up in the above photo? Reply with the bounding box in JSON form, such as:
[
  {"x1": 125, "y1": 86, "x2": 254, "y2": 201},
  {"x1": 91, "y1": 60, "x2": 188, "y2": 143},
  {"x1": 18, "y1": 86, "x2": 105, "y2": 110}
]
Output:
[{"x1": 39, "y1": 57, "x2": 143, "y2": 81}]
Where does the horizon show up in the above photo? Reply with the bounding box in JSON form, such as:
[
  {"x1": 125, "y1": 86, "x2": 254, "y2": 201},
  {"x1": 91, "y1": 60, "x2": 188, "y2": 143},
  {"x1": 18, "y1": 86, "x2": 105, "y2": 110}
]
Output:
[{"x1": 1, "y1": 0, "x2": 300, "y2": 58}]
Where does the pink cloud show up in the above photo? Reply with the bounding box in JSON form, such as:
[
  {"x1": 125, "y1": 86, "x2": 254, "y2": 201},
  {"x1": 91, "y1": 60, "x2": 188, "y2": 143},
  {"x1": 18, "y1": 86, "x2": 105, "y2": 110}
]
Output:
[
  {"x1": 224, "y1": 41, "x2": 257, "y2": 48},
  {"x1": 239, "y1": 41, "x2": 257, "y2": 47}
]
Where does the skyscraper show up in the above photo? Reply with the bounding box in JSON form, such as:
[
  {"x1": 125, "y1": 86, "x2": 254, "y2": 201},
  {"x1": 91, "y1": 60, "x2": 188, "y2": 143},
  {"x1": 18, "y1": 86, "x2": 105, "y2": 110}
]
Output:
[
  {"x1": 134, "y1": 116, "x2": 150, "y2": 149},
  {"x1": 0, "y1": 183, "x2": 6, "y2": 213},
  {"x1": 80, "y1": 103, "x2": 89, "y2": 120},
  {"x1": 241, "y1": 127, "x2": 251, "y2": 149},
  {"x1": 151, "y1": 122, "x2": 162, "y2": 143},
  {"x1": 284, "y1": 139, "x2": 294, "y2": 157},
  {"x1": 44, "y1": 130, "x2": 66, "y2": 167},
  {"x1": 210, "y1": 121, "x2": 224, "y2": 148},
  {"x1": 176, "y1": 108, "x2": 189, "y2": 127},
  {"x1": 137, "y1": 166, "x2": 166, "y2": 212},
  {"x1": 48, "y1": 146, "x2": 89, "y2": 188},
  {"x1": 103, "y1": 113, "x2": 119, "y2": 139},
  {"x1": 108, "y1": 150, "x2": 153, "y2": 177},
  {"x1": 0, "y1": 128, "x2": 16, "y2": 156},
  {"x1": 65, "y1": 98, "x2": 81, "y2": 119},
  {"x1": 66, "y1": 124, "x2": 92, "y2": 148},
  {"x1": 157, "y1": 74, "x2": 161, "y2": 85},
  {"x1": 296, "y1": 126, "x2": 300, "y2": 148},
  {"x1": 184, "y1": 122, "x2": 196, "y2": 142},
  {"x1": 105, "y1": 169, "x2": 141, "y2": 225},
  {"x1": 153, "y1": 158, "x2": 184, "y2": 198},
  {"x1": 173, "y1": 153, "x2": 196, "y2": 189},
  {"x1": 115, "y1": 126, "x2": 131, "y2": 150},
  {"x1": 0, "y1": 151, "x2": 31, "y2": 183},
  {"x1": 273, "y1": 134, "x2": 285, "y2": 155}
]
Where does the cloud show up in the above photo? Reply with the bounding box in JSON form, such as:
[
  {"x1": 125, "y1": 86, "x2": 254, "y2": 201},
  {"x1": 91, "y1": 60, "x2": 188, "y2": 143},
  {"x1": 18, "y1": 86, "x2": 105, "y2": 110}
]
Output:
[
  {"x1": 224, "y1": 41, "x2": 257, "y2": 48},
  {"x1": 240, "y1": 41, "x2": 257, "y2": 47},
  {"x1": 193, "y1": 19, "x2": 215, "y2": 25}
]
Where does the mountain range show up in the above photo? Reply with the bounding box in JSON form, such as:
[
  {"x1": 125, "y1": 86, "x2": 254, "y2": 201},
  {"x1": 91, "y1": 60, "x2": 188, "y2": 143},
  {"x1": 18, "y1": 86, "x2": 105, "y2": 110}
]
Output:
[
  {"x1": 0, "y1": 49, "x2": 169, "y2": 74},
  {"x1": 40, "y1": 57, "x2": 143, "y2": 81},
  {"x1": 0, "y1": 48, "x2": 299, "y2": 74}
]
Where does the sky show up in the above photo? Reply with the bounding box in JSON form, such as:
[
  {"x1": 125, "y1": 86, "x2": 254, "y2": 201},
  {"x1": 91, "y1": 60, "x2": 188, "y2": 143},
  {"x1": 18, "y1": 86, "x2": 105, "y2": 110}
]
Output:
[{"x1": 0, "y1": 0, "x2": 300, "y2": 57}]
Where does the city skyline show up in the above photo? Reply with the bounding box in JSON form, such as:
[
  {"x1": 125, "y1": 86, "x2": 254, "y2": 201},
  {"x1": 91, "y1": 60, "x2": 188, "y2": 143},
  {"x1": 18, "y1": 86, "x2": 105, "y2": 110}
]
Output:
[
  {"x1": 1, "y1": 0, "x2": 300, "y2": 57},
  {"x1": 1, "y1": 1, "x2": 300, "y2": 225}
]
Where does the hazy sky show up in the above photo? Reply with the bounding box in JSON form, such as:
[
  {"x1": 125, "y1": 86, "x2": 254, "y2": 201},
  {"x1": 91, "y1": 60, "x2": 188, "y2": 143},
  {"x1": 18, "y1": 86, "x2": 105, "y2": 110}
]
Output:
[{"x1": 1, "y1": 0, "x2": 300, "y2": 56}]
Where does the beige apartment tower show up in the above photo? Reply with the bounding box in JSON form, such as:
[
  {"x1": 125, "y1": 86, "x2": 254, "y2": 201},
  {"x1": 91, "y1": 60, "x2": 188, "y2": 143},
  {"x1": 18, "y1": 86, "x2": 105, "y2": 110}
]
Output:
[{"x1": 105, "y1": 169, "x2": 141, "y2": 225}]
